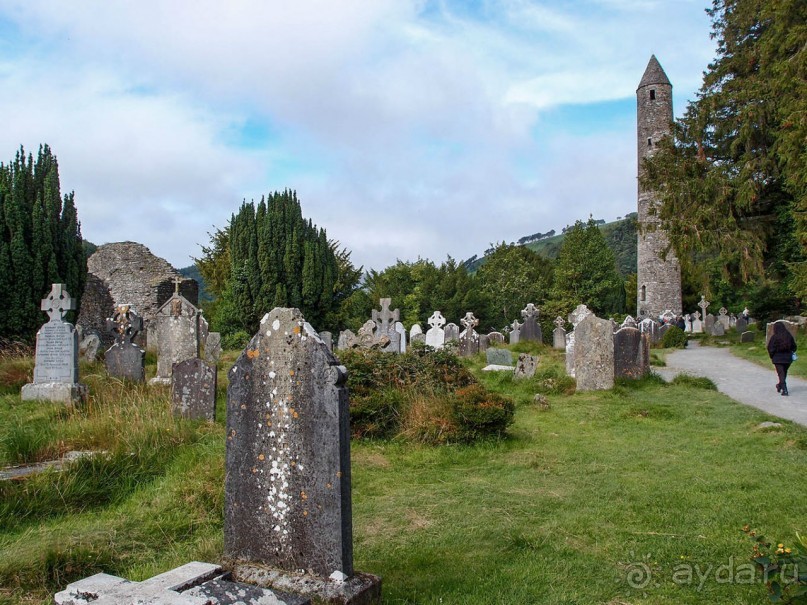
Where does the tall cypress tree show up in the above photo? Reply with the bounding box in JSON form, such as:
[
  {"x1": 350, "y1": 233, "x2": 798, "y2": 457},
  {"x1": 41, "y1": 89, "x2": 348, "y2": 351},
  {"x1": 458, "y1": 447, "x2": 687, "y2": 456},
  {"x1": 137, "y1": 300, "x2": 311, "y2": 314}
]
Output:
[{"x1": 0, "y1": 145, "x2": 86, "y2": 340}]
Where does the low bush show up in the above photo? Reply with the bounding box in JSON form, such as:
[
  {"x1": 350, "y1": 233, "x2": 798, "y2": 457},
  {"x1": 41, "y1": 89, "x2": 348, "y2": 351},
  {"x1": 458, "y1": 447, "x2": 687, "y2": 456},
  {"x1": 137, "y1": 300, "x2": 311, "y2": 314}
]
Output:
[
  {"x1": 661, "y1": 325, "x2": 688, "y2": 349},
  {"x1": 451, "y1": 384, "x2": 515, "y2": 443},
  {"x1": 671, "y1": 374, "x2": 717, "y2": 390}
]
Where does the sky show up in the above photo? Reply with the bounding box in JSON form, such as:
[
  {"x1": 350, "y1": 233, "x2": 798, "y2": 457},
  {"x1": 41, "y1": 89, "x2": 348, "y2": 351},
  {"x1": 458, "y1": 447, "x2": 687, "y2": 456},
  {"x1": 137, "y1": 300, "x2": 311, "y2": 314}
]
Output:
[{"x1": 0, "y1": 0, "x2": 717, "y2": 272}]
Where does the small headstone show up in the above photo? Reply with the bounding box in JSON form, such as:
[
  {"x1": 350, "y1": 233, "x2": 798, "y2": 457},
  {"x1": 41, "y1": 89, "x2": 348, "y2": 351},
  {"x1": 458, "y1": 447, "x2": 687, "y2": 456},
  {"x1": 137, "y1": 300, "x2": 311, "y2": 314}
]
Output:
[
  {"x1": 718, "y1": 307, "x2": 730, "y2": 330},
  {"x1": 712, "y1": 322, "x2": 725, "y2": 337},
  {"x1": 553, "y1": 316, "x2": 566, "y2": 350},
  {"x1": 411, "y1": 333, "x2": 426, "y2": 345},
  {"x1": 337, "y1": 330, "x2": 358, "y2": 350},
  {"x1": 21, "y1": 284, "x2": 87, "y2": 404},
  {"x1": 735, "y1": 316, "x2": 748, "y2": 333},
  {"x1": 487, "y1": 331, "x2": 505, "y2": 346},
  {"x1": 204, "y1": 332, "x2": 223, "y2": 363},
  {"x1": 425, "y1": 311, "x2": 446, "y2": 349},
  {"x1": 514, "y1": 353, "x2": 538, "y2": 379},
  {"x1": 104, "y1": 305, "x2": 146, "y2": 382},
  {"x1": 574, "y1": 314, "x2": 614, "y2": 391},
  {"x1": 172, "y1": 358, "x2": 217, "y2": 421},
  {"x1": 704, "y1": 313, "x2": 716, "y2": 334},
  {"x1": 225, "y1": 308, "x2": 352, "y2": 578},
  {"x1": 444, "y1": 322, "x2": 460, "y2": 343},
  {"x1": 690, "y1": 311, "x2": 703, "y2": 334},
  {"x1": 478, "y1": 333, "x2": 489, "y2": 353},
  {"x1": 410, "y1": 324, "x2": 423, "y2": 339},
  {"x1": 458, "y1": 312, "x2": 479, "y2": 357},
  {"x1": 509, "y1": 320, "x2": 522, "y2": 345},
  {"x1": 79, "y1": 332, "x2": 101, "y2": 362},
  {"x1": 533, "y1": 394, "x2": 550, "y2": 410},
  {"x1": 319, "y1": 331, "x2": 333, "y2": 352},
  {"x1": 683, "y1": 314, "x2": 692, "y2": 333},
  {"x1": 520, "y1": 303, "x2": 542, "y2": 343},
  {"x1": 765, "y1": 319, "x2": 798, "y2": 344},
  {"x1": 740, "y1": 330, "x2": 755, "y2": 343},
  {"x1": 486, "y1": 348, "x2": 513, "y2": 366},
  {"x1": 394, "y1": 322, "x2": 407, "y2": 353},
  {"x1": 613, "y1": 327, "x2": 649, "y2": 379}
]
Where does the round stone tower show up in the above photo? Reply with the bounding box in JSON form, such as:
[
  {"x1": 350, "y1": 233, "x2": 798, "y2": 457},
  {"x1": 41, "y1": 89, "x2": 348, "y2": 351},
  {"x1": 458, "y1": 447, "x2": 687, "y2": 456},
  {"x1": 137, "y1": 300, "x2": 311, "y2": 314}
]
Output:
[{"x1": 636, "y1": 55, "x2": 681, "y2": 319}]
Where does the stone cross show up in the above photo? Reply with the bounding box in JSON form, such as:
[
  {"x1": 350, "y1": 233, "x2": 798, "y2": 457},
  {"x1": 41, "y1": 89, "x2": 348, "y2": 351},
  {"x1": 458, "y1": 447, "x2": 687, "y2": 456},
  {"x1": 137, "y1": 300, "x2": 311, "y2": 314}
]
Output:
[
  {"x1": 427, "y1": 311, "x2": 446, "y2": 330},
  {"x1": 509, "y1": 320, "x2": 522, "y2": 345},
  {"x1": 554, "y1": 316, "x2": 565, "y2": 328},
  {"x1": 698, "y1": 296, "x2": 710, "y2": 319},
  {"x1": 173, "y1": 275, "x2": 183, "y2": 294},
  {"x1": 371, "y1": 298, "x2": 399, "y2": 336},
  {"x1": 521, "y1": 303, "x2": 539, "y2": 319},
  {"x1": 41, "y1": 283, "x2": 75, "y2": 322},
  {"x1": 106, "y1": 305, "x2": 143, "y2": 345},
  {"x1": 693, "y1": 311, "x2": 700, "y2": 320},
  {"x1": 460, "y1": 312, "x2": 479, "y2": 330}
]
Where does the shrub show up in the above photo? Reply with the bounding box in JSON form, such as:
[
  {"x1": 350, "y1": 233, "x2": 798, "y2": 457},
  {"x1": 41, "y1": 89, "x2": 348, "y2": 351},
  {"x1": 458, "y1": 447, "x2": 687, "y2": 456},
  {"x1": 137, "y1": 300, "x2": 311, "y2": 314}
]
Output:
[
  {"x1": 222, "y1": 330, "x2": 251, "y2": 351},
  {"x1": 349, "y1": 388, "x2": 402, "y2": 439},
  {"x1": 451, "y1": 384, "x2": 515, "y2": 443},
  {"x1": 661, "y1": 326, "x2": 687, "y2": 349}
]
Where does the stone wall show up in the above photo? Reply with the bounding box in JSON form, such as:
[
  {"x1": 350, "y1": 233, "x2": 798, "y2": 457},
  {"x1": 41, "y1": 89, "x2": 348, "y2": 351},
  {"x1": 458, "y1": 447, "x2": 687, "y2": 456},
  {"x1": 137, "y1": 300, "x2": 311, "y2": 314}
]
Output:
[
  {"x1": 636, "y1": 56, "x2": 682, "y2": 319},
  {"x1": 77, "y1": 242, "x2": 198, "y2": 346}
]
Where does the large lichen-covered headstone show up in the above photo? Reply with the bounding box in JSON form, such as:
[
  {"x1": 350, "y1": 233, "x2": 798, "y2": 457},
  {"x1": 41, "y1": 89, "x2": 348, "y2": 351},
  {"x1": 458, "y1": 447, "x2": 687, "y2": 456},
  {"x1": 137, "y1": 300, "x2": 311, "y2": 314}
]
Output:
[
  {"x1": 172, "y1": 358, "x2": 217, "y2": 421},
  {"x1": 225, "y1": 308, "x2": 353, "y2": 578},
  {"x1": 104, "y1": 305, "x2": 146, "y2": 382},
  {"x1": 149, "y1": 280, "x2": 205, "y2": 385},
  {"x1": 574, "y1": 314, "x2": 614, "y2": 391},
  {"x1": 21, "y1": 284, "x2": 87, "y2": 404}
]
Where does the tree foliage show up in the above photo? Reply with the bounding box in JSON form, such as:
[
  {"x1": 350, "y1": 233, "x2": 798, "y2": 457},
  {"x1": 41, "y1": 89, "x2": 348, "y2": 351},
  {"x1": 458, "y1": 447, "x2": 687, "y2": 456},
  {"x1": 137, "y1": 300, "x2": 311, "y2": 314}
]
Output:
[
  {"x1": 642, "y1": 0, "x2": 806, "y2": 313},
  {"x1": 202, "y1": 190, "x2": 361, "y2": 335},
  {"x1": 0, "y1": 145, "x2": 86, "y2": 340},
  {"x1": 551, "y1": 218, "x2": 624, "y2": 317}
]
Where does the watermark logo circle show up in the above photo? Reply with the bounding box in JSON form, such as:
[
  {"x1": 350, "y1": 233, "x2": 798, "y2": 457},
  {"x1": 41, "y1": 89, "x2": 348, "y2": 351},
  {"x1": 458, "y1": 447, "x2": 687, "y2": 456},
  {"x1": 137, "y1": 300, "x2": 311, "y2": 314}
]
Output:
[{"x1": 627, "y1": 562, "x2": 652, "y2": 589}]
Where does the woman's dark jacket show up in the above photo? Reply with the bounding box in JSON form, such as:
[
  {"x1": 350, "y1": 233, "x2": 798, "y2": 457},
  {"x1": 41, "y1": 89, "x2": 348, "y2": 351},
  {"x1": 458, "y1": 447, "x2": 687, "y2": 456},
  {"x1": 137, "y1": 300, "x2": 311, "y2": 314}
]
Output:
[{"x1": 767, "y1": 331, "x2": 797, "y2": 365}]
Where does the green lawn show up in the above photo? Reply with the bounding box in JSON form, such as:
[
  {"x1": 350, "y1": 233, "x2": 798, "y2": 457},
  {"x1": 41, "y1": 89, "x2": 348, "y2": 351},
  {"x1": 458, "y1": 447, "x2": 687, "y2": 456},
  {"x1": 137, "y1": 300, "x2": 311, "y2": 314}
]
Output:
[
  {"x1": 730, "y1": 330, "x2": 807, "y2": 380},
  {"x1": 1, "y1": 348, "x2": 805, "y2": 604}
]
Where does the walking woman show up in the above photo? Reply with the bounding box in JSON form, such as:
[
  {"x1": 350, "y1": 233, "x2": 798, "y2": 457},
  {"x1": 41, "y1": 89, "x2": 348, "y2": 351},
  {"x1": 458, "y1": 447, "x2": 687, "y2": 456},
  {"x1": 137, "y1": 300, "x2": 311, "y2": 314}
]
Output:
[{"x1": 767, "y1": 322, "x2": 797, "y2": 396}]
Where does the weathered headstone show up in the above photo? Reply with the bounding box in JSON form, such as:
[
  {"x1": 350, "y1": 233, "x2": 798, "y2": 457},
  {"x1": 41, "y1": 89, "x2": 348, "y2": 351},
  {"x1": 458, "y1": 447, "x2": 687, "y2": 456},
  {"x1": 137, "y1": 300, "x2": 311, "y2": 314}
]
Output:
[
  {"x1": 54, "y1": 561, "x2": 309, "y2": 605},
  {"x1": 766, "y1": 319, "x2": 798, "y2": 344},
  {"x1": 486, "y1": 348, "x2": 513, "y2": 366},
  {"x1": 21, "y1": 284, "x2": 87, "y2": 404},
  {"x1": 487, "y1": 331, "x2": 505, "y2": 346},
  {"x1": 740, "y1": 331, "x2": 755, "y2": 343},
  {"x1": 574, "y1": 314, "x2": 614, "y2": 391},
  {"x1": 149, "y1": 281, "x2": 205, "y2": 385},
  {"x1": 698, "y1": 296, "x2": 710, "y2": 322},
  {"x1": 621, "y1": 315, "x2": 638, "y2": 329},
  {"x1": 478, "y1": 334, "x2": 489, "y2": 354},
  {"x1": 565, "y1": 305, "x2": 593, "y2": 377},
  {"x1": 458, "y1": 312, "x2": 480, "y2": 357},
  {"x1": 410, "y1": 324, "x2": 423, "y2": 340},
  {"x1": 735, "y1": 316, "x2": 748, "y2": 333},
  {"x1": 394, "y1": 322, "x2": 407, "y2": 354},
  {"x1": 371, "y1": 298, "x2": 401, "y2": 353},
  {"x1": 225, "y1": 307, "x2": 352, "y2": 578},
  {"x1": 411, "y1": 333, "x2": 426, "y2": 345},
  {"x1": 425, "y1": 311, "x2": 446, "y2": 349},
  {"x1": 712, "y1": 322, "x2": 725, "y2": 337},
  {"x1": 690, "y1": 311, "x2": 703, "y2": 334},
  {"x1": 172, "y1": 358, "x2": 217, "y2": 421},
  {"x1": 79, "y1": 332, "x2": 101, "y2": 362},
  {"x1": 552, "y1": 316, "x2": 566, "y2": 350},
  {"x1": 204, "y1": 332, "x2": 223, "y2": 363},
  {"x1": 613, "y1": 327, "x2": 649, "y2": 380},
  {"x1": 104, "y1": 305, "x2": 146, "y2": 382},
  {"x1": 704, "y1": 313, "x2": 716, "y2": 335},
  {"x1": 718, "y1": 307, "x2": 730, "y2": 330},
  {"x1": 444, "y1": 322, "x2": 460, "y2": 343},
  {"x1": 509, "y1": 320, "x2": 522, "y2": 345},
  {"x1": 514, "y1": 353, "x2": 537, "y2": 379},
  {"x1": 337, "y1": 330, "x2": 358, "y2": 350},
  {"x1": 520, "y1": 303, "x2": 543, "y2": 343}
]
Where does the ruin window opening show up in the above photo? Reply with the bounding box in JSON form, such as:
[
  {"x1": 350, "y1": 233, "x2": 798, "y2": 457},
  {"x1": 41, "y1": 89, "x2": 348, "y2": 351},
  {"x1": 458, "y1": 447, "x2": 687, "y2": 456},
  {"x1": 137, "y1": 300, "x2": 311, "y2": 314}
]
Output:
[
  {"x1": 649, "y1": 89, "x2": 656, "y2": 100},
  {"x1": 641, "y1": 285, "x2": 646, "y2": 301},
  {"x1": 647, "y1": 138, "x2": 652, "y2": 147}
]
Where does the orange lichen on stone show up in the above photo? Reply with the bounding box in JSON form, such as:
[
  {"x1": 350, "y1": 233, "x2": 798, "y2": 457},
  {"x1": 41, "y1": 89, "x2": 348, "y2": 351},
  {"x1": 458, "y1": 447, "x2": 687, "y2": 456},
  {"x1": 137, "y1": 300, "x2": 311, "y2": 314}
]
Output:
[
  {"x1": 246, "y1": 349, "x2": 259, "y2": 359},
  {"x1": 258, "y1": 454, "x2": 265, "y2": 461}
]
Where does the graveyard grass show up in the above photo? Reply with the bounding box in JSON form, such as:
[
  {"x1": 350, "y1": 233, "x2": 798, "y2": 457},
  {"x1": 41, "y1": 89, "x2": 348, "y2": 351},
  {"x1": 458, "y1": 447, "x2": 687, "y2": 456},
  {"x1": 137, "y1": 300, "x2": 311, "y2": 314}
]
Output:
[
  {"x1": 2, "y1": 347, "x2": 807, "y2": 604},
  {"x1": 729, "y1": 331, "x2": 807, "y2": 380}
]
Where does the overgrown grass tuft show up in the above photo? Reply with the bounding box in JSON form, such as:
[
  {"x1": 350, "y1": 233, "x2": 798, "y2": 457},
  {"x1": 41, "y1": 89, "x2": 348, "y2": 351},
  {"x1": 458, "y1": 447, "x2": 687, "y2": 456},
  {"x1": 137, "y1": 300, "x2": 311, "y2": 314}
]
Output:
[{"x1": 671, "y1": 374, "x2": 718, "y2": 390}]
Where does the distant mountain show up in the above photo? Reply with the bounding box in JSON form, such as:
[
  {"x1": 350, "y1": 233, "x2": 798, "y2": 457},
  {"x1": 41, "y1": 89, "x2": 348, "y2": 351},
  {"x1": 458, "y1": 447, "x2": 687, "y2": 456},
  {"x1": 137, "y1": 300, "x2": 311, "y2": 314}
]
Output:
[
  {"x1": 465, "y1": 214, "x2": 638, "y2": 277},
  {"x1": 178, "y1": 264, "x2": 213, "y2": 302}
]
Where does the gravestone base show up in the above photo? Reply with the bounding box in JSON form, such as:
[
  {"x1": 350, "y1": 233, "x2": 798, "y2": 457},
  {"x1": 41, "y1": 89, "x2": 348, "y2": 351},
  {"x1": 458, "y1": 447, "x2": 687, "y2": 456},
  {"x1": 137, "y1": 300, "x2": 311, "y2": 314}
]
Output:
[
  {"x1": 229, "y1": 562, "x2": 382, "y2": 605},
  {"x1": 21, "y1": 382, "x2": 87, "y2": 405}
]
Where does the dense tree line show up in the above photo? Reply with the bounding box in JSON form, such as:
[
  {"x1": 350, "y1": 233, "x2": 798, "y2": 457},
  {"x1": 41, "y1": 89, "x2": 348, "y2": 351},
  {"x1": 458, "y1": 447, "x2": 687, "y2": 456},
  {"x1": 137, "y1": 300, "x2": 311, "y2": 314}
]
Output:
[
  {"x1": 0, "y1": 146, "x2": 86, "y2": 341},
  {"x1": 643, "y1": 0, "x2": 806, "y2": 318}
]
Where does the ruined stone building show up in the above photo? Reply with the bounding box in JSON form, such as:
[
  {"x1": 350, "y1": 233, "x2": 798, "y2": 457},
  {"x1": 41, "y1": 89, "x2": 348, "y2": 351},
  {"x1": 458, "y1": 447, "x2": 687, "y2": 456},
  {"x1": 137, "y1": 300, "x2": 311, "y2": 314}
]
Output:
[
  {"x1": 636, "y1": 55, "x2": 682, "y2": 319},
  {"x1": 77, "y1": 241, "x2": 198, "y2": 347}
]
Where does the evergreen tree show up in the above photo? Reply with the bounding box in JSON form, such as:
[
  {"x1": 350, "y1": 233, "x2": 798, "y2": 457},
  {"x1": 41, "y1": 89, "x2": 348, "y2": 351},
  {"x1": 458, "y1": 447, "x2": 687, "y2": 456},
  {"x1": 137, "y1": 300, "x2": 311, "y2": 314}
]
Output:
[
  {"x1": 0, "y1": 145, "x2": 86, "y2": 340},
  {"x1": 642, "y1": 0, "x2": 806, "y2": 313}
]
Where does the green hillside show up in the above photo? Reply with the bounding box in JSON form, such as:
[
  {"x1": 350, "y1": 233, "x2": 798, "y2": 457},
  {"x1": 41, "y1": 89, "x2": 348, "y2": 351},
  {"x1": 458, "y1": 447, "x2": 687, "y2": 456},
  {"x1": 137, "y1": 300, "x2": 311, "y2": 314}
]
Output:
[{"x1": 466, "y1": 214, "x2": 637, "y2": 277}]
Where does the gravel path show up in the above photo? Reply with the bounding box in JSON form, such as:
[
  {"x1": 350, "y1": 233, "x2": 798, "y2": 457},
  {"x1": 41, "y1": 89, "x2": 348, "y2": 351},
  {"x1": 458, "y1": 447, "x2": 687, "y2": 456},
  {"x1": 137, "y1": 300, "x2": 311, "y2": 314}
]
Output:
[{"x1": 656, "y1": 341, "x2": 807, "y2": 427}]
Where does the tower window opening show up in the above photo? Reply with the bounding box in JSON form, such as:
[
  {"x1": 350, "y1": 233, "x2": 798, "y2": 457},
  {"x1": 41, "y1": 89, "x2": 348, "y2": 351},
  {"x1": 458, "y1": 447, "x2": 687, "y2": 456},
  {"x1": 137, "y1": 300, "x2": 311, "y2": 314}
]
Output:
[
  {"x1": 647, "y1": 138, "x2": 652, "y2": 148},
  {"x1": 641, "y1": 285, "x2": 647, "y2": 302},
  {"x1": 649, "y1": 89, "x2": 656, "y2": 100}
]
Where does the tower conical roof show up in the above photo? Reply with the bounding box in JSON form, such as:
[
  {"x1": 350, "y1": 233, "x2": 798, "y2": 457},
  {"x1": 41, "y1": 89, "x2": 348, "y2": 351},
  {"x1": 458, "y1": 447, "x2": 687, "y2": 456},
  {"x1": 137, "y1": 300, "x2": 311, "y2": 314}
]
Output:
[{"x1": 637, "y1": 55, "x2": 671, "y2": 89}]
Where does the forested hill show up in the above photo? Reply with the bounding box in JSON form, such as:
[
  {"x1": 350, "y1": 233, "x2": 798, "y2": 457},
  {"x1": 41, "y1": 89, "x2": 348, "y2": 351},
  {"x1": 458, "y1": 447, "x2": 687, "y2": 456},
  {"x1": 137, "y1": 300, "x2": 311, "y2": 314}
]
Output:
[{"x1": 465, "y1": 214, "x2": 638, "y2": 277}]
